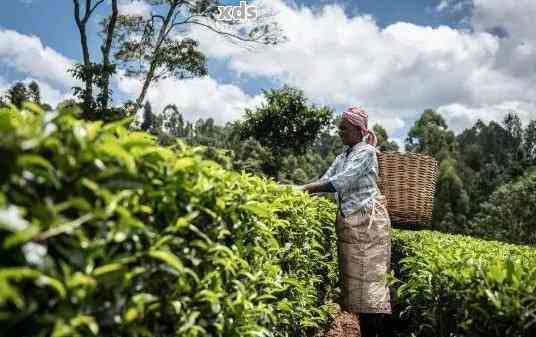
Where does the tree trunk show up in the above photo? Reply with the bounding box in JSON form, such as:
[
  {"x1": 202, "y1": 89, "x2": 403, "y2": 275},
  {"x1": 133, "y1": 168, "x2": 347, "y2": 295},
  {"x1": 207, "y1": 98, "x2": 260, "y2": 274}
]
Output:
[
  {"x1": 74, "y1": 0, "x2": 95, "y2": 119},
  {"x1": 99, "y1": 0, "x2": 118, "y2": 117},
  {"x1": 134, "y1": 2, "x2": 178, "y2": 110}
]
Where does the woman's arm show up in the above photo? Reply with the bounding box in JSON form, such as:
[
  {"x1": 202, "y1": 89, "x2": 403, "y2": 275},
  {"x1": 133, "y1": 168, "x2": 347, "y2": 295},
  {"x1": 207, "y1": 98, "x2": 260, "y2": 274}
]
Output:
[{"x1": 301, "y1": 180, "x2": 336, "y2": 194}]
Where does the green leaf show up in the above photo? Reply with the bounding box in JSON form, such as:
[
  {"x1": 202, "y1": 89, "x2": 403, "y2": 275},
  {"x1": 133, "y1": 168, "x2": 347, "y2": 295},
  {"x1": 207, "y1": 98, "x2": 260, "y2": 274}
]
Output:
[
  {"x1": 17, "y1": 154, "x2": 54, "y2": 171},
  {"x1": 93, "y1": 263, "x2": 125, "y2": 277},
  {"x1": 242, "y1": 201, "x2": 272, "y2": 218},
  {"x1": 3, "y1": 225, "x2": 40, "y2": 248},
  {"x1": 148, "y1": 250, "x2": 185, "y2": 272}
]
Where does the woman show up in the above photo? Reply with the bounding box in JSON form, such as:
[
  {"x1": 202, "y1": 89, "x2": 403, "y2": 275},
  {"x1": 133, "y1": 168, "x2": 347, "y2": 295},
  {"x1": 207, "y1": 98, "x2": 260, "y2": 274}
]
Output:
[{"x1": 300, "y1": 107, "x2": 394, "y2": 337}]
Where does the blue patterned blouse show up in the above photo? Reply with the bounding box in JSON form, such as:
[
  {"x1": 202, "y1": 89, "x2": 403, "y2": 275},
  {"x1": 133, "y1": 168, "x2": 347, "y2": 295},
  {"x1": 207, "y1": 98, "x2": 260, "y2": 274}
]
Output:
[{"x1": 321, "y1": 141, "x2": 379, "y2": 217}]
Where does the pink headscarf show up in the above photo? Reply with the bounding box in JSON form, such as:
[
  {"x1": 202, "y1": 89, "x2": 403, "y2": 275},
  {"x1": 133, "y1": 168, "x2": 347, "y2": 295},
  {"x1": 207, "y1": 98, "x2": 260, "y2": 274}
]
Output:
[{"x1": 342, "y1": 106, "x2": 377, "y2": 146}]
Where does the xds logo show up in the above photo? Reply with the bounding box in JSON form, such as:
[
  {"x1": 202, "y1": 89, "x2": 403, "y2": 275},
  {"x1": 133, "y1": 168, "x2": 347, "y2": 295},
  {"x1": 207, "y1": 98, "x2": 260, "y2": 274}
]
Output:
[{"x1": 215, "y1": 1, "x2": 258, "y2": 21}]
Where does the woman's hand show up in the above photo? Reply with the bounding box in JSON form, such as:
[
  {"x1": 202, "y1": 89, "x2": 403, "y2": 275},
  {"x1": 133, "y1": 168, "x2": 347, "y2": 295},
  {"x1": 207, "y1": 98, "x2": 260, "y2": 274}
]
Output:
[
  {"x1": 282, "y1": 184, "x2": 305, "y2": 192},
  {"x1": 294, "y1": 185, "x2": 306, "y2": 192}
]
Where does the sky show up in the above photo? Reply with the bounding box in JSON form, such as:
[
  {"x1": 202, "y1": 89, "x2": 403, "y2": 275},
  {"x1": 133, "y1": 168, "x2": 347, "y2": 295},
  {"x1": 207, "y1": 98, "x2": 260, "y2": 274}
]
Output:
[{"x1": 1, "y1": 0, "x2": 535, "y2": 145}]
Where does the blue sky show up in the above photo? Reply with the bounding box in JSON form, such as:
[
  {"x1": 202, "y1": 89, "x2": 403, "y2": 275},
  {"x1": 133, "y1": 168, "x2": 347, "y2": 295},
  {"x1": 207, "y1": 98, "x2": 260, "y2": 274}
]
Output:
[
  {"x1": 0, "y1": 0, "x2": 469, "y2": 89},
  {"x1": 1, "y1": 0, "x2": 535, "y2": 144}
]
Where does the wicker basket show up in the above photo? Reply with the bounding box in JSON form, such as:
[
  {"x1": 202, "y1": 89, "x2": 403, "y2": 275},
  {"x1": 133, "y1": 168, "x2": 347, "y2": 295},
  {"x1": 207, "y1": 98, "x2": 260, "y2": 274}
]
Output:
[{"x1": 377, "y1": 152, "x2": 438, "y2": 226}]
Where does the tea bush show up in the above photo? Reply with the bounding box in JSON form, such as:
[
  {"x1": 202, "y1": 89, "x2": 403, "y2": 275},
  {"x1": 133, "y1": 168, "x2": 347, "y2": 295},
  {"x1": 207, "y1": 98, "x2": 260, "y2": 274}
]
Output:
[
  {"x1": 0, "y1": 104, "x2": 339, "y2": 337},
  {"x1": 392, "y1": 229, "x2": 536, "y2": 337}
]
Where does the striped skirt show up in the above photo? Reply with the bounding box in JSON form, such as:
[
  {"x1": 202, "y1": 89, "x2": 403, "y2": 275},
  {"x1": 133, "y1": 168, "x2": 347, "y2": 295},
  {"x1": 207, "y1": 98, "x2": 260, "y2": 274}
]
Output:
[{"x1": 336, "y1": 195, "x2": 392, "y2": 314}]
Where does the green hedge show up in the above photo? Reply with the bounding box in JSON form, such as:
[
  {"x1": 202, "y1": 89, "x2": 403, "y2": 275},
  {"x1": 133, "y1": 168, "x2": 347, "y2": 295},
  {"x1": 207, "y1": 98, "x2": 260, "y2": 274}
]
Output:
[
  {"x1": 392, "y1": 229, "x2": 536, "y2": 337},
  {"x1": 0, "y1": 104, "x2": 339, "y2": 337}
]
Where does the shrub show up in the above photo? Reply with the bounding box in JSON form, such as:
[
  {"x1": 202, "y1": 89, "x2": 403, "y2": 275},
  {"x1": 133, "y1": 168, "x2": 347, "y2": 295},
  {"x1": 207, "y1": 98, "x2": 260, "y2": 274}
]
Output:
[
  {"x1": 0, "y1": 104, "x2": 339, "y2": 337},
  {"x1": 392, "y1": 229, "x2": 536, "y2": 337}
]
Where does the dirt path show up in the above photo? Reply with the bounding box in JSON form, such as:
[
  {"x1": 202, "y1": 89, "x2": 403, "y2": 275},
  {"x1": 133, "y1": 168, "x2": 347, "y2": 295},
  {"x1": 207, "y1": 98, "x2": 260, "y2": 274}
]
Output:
[{"x1": 324, "y1": 310, "x2": 360, "y2": 337}]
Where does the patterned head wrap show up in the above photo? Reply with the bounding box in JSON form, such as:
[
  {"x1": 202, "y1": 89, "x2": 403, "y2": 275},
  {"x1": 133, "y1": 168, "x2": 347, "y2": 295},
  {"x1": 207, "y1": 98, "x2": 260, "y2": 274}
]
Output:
[{"x1": 342, "y1": 106, "x2": 377, "y2": 146}]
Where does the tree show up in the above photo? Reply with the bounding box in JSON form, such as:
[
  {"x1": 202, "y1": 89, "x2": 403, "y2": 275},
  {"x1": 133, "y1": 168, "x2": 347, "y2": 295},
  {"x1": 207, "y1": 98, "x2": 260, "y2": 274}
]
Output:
[
  {"x1": 238, "y1": 86, "x2": 332, "y2": 157},
  {"x1": 456, "y1": 113, "x2": 528, "y2": 215},
  {"x1": 161, "y1": 104, "x2": 187, "y2": 138},
  {"x1": 28, "y1": 81, "x2": 41, "y2": 104},
  {"x1": 406, "y1": 109, "x2": 469, "y2": 231},
  {"x1": 470, "y1": 170, "x2": 536, "y2": 245},
  {"x1": 525, "y1": 120, "x2": 536, "y2": 166},
  {"x1": 433, "y1": 157, "x2": 470, "y2": 233},
  {"x1": 71, "y1": 0, "x2": 118, "y2": 119},
  {"x1": 405, "y1": 109, "x2": 456, "y2": 161},
  {"x1": 373, "y1": 124, "x2": 399, "y2": 152},
  {"x1": 141, "y1": 101, "x2": 154, "y2": 132},
  {"x1": 6, "y1": 82, "x2": 29, "y2": 109},
  {"x1": 113, "y1": 0, "x2": 286, "y2": 110}
]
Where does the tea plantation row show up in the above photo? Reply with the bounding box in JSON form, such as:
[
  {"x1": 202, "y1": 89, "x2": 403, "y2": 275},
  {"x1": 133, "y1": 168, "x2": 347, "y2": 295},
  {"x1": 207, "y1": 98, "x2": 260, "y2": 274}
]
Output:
[
  {"x1": 392, "y1": 230, "x2": 536, "y2": 337},
  {"x1": 1, "y1": 105, "x2": 535, "y2": 337},
  {"x1": 0, "y1": 104, "x2": 340, "y2": 337}
]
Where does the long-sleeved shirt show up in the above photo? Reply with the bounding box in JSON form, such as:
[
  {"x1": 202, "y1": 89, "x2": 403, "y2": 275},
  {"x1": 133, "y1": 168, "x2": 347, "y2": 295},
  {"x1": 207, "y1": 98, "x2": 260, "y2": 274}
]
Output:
[{"x1": 321, "y1": 141, "x2": 379, "y2": 217}]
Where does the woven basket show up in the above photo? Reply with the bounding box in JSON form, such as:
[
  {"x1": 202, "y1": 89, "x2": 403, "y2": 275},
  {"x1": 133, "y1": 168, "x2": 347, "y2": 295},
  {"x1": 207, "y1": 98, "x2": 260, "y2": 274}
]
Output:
[{"x1": 377, "y1": 152, "x2": 438, "y2": 226}]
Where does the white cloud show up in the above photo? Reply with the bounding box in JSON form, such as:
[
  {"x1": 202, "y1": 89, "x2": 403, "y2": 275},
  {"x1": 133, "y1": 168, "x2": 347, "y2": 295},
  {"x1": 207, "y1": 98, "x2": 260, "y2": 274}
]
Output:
[
  {"x1": 436, "y1": 0, "x2": 450, "y2": 12},
  {"x1": 471, "y1": 0, "x2": 536, "y2": 76},
  {"x1": 4, "y1": 1, "x2": 536, "y2": 140},
  {"x1": 182, "y1": 0, "x2": 535, "y2": 137},
  {"x1": 118, "y1": 0, "x2": 151, "y2": 18},
  {"x1": 0, "y1": 29, "x2": 76, "y2": 108},
  {"x1": 435, "y1": 0, "x2": 471, "y2": 13},
  {"x1": 0, "y1": 29, "x2": 75, "y2": 89},
  {"x1": 438, "y1": 101, "x2": 536, "y2": 133},
  {"x1": 116, "y1": 75, "x2": 264, "y2": 124}
]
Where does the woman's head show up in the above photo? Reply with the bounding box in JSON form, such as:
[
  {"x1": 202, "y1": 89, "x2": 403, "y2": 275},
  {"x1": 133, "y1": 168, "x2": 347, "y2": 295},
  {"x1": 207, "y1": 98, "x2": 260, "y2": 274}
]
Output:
[
  {"x1": 339, "y1": 106, "x2": 377, "y2": 146},
  {"x1": 338, "y1": 118, "x2": 362, "y2": 145}
]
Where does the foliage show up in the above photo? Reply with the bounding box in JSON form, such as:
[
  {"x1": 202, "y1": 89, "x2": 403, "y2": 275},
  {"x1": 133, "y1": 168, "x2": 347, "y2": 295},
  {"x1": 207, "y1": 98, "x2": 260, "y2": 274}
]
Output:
[
  {"x1": 392, "y1": 229, "x2": 536, "y2": 337},
  {"x1": 71, "y1": 0, "x2": 119, "y2": 119},
  {"x1": 5, "y1": 82, "x2": 29, "y2": 109},
  {"x1": 111, "y1": 0, "x2": 285, "y2": 108},
  {"x1": 405, "y1": 109, "x2": 469, "y2": 231},
  {"x1": 405, "y1": 109, "x2": 456, "y2": 161},
  {"x1": 0, "y1": 104, "x2": 339, "y2": 337},
  {"x1": 469, "y1": 170, "x2": 536, "y2": 245},
  {"x1": 237, "y1": 86, "x2": 332, "y2": 176},
  {"x1": 524, "y1": 120, "x2": 536, "y2": 166},
  {"x1": 28, "y1": 81, "x2": 41, "y2": 105},
  {"x1": 457, "y1": 115, "x2": 529, "y2": 215},
  {"x1": 140, "y1": 101, "x2": 154, "y2": 132},
  {"x1": 373, "y1": 124, "x2": 399, "y2": 152},
  {"x1": 1, "y1": 81, "x2": 51, "y2": 111},
  {"x1": 433, "y1": 157, "x2": 470, "y2": 232}
]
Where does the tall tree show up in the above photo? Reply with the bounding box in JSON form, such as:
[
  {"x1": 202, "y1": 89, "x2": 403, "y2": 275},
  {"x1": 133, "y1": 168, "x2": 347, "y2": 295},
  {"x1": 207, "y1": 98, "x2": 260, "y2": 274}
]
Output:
[
  {"x1": 71, "y1": 0, "x2": 118, "y2": 119},
  {"x1": 525, "y1": 120, "x2": 536, "y2": 166},
  {"x1": 6, "y1": 82, "x2": 29, "y2": 109},
  {"x1": 406, "y1": 109, "x2": 469, "y2": 231},
  {"x1": 457, "y1": 113, "x2": 528, "y2": 215},
  {"x1": 28, "y1": 81, "x2": 41, "y2": 105},
  {"x1": 373, "y1": 124, "x2": 399, "y2": 152},
  {"x1": 405, "y1": 109, "x2": 456, "y2": 161},
  {"x1": 141, "y1": 101, "x2": 154, "y2": 132},
  {"x1": 161, "y1": 104, "x2": 189, "y2": 138},
  {"x1": 113, "y1": 0, "x2": 285, "y2": 110},
  {"x1": 238, "y1": 85, "x2": 332, "y2": 154}
]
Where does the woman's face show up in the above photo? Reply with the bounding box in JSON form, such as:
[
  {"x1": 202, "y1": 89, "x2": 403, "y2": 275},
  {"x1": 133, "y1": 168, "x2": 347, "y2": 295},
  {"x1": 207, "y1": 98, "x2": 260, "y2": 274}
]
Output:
[{"x1": 338, "y1": 119, "x2": 362, "y2": 146}]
